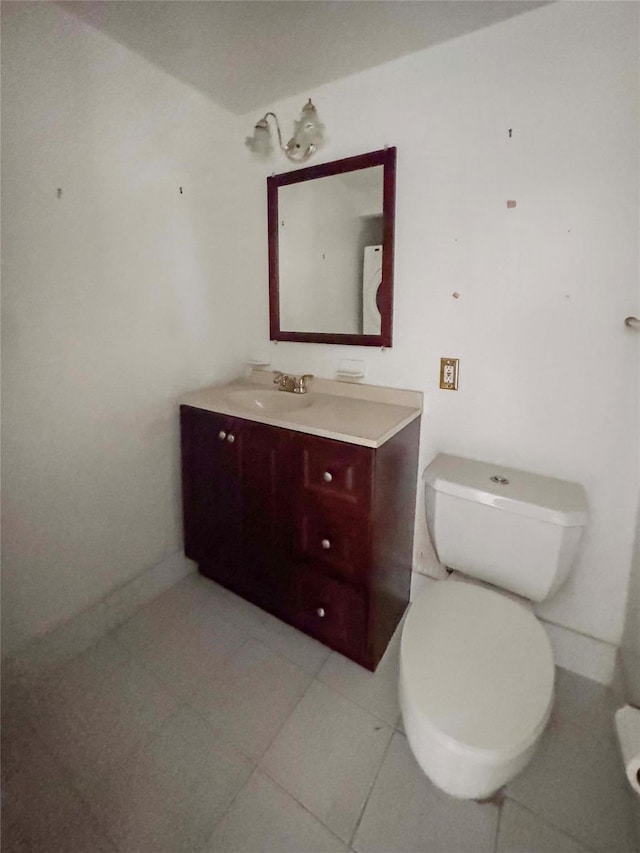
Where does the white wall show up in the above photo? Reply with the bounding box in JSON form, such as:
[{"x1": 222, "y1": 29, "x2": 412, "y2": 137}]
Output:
[
  {"x1": 1, "y1": 2, "x2": 247, "y2": 654},
  {"x1": 239, "y1": 1, "x2": 640, "y2": 648},
  {"x1": 621, "y1": 506, "x2": 640, "y2": 704}
]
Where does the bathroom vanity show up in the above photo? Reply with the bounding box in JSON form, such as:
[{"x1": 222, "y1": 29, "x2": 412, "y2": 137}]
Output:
[{"x1": 180, "y1": 372, "x2": 421, "y2": 670}]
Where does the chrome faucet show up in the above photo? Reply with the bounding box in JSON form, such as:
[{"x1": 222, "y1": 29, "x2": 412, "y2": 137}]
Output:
[{"x1": 273, "y1": 372, "x2": 314, "y2": 394}]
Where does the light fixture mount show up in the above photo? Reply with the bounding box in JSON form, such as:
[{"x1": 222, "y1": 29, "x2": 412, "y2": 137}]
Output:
[{"x1": 245, "y1": 99, "x2": 324, "y2": 162}]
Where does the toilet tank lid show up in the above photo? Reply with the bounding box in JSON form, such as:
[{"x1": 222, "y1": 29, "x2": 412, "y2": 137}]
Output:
[{"x1": 424, "y1": 454, "x2": 588, "y2": 527}]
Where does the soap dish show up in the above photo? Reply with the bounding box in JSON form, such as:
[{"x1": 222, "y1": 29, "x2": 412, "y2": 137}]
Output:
[
  {"x1": 336, "y1": 359, "x2": 366, "y2": 381},
  {"x1": 247, "y1": 357, "x2": 271, "y2": 368}
]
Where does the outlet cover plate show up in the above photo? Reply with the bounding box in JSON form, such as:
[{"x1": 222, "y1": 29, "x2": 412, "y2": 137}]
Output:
[{"x1": 440, "y1": 357, "x2": 459, "y2": 390}]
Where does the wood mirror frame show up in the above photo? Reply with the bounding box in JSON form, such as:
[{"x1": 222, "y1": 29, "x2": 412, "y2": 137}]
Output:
[{"x1": 268, "y1": 147, "x2": 396, "y2": 347}]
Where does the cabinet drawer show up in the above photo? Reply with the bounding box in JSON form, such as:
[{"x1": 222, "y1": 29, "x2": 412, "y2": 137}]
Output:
[
  {"x1": 295, "y1": 499, "x2": 370, "y2": 583},
  {"x1": 297, "y1": 435, "x2": 373, "y2": 509},
  {"x1": 294, "y1": 568, "x2": 367, "y2": 661}
]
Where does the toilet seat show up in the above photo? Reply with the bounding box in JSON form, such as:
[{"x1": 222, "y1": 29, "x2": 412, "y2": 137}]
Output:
[{"x1": 399, "y1": 582, "x2": 554, "y2": 798}]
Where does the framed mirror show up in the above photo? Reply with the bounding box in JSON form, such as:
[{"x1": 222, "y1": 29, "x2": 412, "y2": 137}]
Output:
[{"x1": 268, "y1": 147, "x2": 396, "y2": 347}]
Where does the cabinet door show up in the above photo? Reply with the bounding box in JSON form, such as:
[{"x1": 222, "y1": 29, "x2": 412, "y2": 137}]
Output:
[
  {"x1": 180, "y1": 406, "x2": 242, "y2": 586},
  {"x1": 236, "y1": 420, "x2": 293, "y2": 612}
]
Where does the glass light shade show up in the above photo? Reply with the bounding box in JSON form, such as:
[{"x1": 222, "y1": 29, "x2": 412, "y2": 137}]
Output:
[
  {"x1": 293, "y1": 100, "x2": 324, "y2": 145},
  {"x1": 245, "y1": 119, "x2": 272, "y2": 155},
  {"x1": 245, "y1": 100, "x2": 324, "y2": 162}
]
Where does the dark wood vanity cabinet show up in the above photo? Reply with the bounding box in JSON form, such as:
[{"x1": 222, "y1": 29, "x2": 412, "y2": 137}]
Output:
[
  {"x1": 180, "y1": 407, "x2": 241, "y2": 586},
  {"x1": 180, "y1": 407, "x2": 290, "y2": 605},
  {"x1": 180, "y1": 404, "x2": 419, "y2": 670}
]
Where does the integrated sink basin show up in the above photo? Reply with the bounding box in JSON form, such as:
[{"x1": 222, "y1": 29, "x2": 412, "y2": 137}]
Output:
[
  {"x1": 224, "y1": 388, "x2": 314, "y2": 415},
  {"x1": 181, "y1": 373, "x2": 423, "y2": 448}
]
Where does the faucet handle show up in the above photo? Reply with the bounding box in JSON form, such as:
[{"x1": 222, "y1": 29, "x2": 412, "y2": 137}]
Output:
[
  {"x1": 272, "y1": 371, "x2": 284, "y2": 385},
  {"x1": 296, "y1": 374, "x2": 314, "y2": 393}
]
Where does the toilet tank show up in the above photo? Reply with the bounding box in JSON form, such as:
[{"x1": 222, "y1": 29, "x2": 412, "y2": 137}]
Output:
[{"x1": 424, "y1": 454, "x2": 588, "y2": 603}]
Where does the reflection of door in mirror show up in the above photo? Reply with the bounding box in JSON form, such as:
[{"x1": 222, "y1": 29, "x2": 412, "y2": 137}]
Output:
[{"x1": 278, "y1": 166, "x2": 384, "y2": 335}]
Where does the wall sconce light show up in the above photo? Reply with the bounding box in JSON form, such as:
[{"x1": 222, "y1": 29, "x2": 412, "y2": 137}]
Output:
[{"x1": 245, "y1": 99, "x2": 324, "y2": 162}]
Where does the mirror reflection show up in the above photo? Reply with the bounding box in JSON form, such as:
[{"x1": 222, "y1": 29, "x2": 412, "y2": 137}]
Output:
[
  {"x1": 278, "y1": 167, "x2": 383, "y2": 335},
  {"x1": 268, "y1": 148, "x2": 396, "y2": 347}
]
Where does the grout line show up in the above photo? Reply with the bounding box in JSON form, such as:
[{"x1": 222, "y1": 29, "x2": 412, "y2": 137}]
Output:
[
  {"x1": 243, "y1": 607, "x2": 332, "y2": 677},
  {"x1": 108, "y1": 580, "x2": 319, "y2": 772},
  {"x1": 493, "y1": 797, "x2": 503, "y2": 853},
  {"x1": 198, "y1": 763, "x2": 258, "y2": 850},
  {"x1": 28, "y1": 641, "x2": 191, "y2": 852},
  {"x1": 314, "y1": 648, "x2": 402, "y2": 729},
  {"x1": 256, "y1": 768, "x2": 349, "y2": 849},
  {"x1": 78, "y1": 703, "x2": 190, "y2": 851},
  {"x1": 347, "y1": 723, "x2": 396, "y2": 850},
  {"x1": 314, "y1": 673, "x2": 401, "y2": 729},
  {"x1": 254, "y1": 669, "x2": 318, "y2": 763},
  {"x1": 246, "y1": 621, "x2": 331, "y2": 678},
  {"x1": 502, "y1": 793, "x2": 602, "y2": 853},
  {"x1": 256, "y1": 676, "x2": 391, "y2": 848},
  {"x1": 257, "y1": 759, "x2": 352, "y2": 847}
]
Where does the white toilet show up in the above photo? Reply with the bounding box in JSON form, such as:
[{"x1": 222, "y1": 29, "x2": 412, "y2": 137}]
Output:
[{"x1": 399, "y1": 453, "x2": 588, "y2": 800}]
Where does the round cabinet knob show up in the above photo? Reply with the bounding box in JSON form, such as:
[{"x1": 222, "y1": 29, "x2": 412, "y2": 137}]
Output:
[
  {"x1": 317, "y1": 607, "x2": 326, "y2": 618},
  {"x1": 226, "y1": 433, "x2": 235, "y2": 444},
  {"x1": 321, "y1": 539, "x2": 331, "y2": 550},
  {"x1": 322, "y1": 471, "x2": 333, "y2": 483},
  {"x1": 218, "y1": 431, "x2": 227, "y2": 441}
]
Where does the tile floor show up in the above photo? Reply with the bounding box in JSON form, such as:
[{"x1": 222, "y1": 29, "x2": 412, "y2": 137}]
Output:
[{"x1": 2, "y1": 572, "x2": 639, "y2": 852}]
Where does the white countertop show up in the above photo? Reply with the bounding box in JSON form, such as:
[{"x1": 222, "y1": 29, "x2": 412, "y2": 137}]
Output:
[{"x1": 181, "y1": 371, "x2": 422, "y2": 448}]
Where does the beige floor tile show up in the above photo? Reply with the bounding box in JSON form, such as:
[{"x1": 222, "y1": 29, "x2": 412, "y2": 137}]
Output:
[
  {"x1": 7, "y1": 577, "x2": 636, "y2": 853},
  {"x1": 252, "y1": 612, "x2": 332, "y2": 675},
  {"x1": 353, "y1": 732, "x2": 499, "y2": 853},
  {"x1": 507, "y1": 716, "x2": 637, "y2": 852},
  {"x1": 2, "y1": 737, "x2": 116, "y2": 852},
  {"x1": 116, "y1": 577, "x2": 249, "y2": 653},
  {"x1": 176, "y1": 574, "x2": 271, "y2": 631},
  {"x1": 551, "y1": 665, "x2": 617, "y2": 733},
  {"x1": 216, "y1": 583, "x2": 273, "y2": 630},
  {"x1": 497, "y1": 799, "x2": 591, "y2": 853},
  {"x1": 26, "y1": 635, "x2": 132, "y2": 716},
  {"x1": 188, "y1": 637, "x2": 313, "y2": 760},
  {"x1": 116, "y1": 605, "x2": 245, "y2": 700},
  {"x1": 317, "y1": 623, "x2": 402, "y2": 725},
  {"x1": 1, "y1": 693, "x2": 49, "y2": 786},
  {"x1": 86, "y1": 706, "x2": 252, "y2": 852},
  {"x1": 260, "y1": 679, "x2": 392, "y2": 844},
  {"x1": 206, "y1": 770, "x2": 348, "y2": 852},
  {"x1": 27, "y1": 640, "x2": 179, "y2": 788}
]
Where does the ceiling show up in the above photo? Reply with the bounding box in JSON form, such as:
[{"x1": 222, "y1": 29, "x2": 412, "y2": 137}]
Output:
[{"x1": 60, "y1": 1, "x2": 550, "y2": 115}]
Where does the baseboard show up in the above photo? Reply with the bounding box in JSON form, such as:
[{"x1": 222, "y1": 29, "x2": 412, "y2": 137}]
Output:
[
  {"x1": 410, "y1": 570, "x2": 440, "y2": 601},
  {"x1": 3, "y1": 551, "x2": 195, "y2": 688},
  {"x1": 611, "y1": 649, "x2": 629, "y2": 705},
  {"x1": 617, "y1": 646, "x2": 640, "y2": 707},
  {"x1": 540, "y1": 620, "x2": 617, "y2": 685},
  {"x1": 409, "y1": 570, "x2": 618, "y2": 686}
]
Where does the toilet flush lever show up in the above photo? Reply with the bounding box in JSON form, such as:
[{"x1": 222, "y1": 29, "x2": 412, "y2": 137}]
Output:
[{"x1": 490, "y1": 475, "x2": 510, "y2": 485}]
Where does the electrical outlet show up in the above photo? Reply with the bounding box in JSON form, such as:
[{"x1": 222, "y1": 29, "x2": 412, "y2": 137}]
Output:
[{"x1": 440, "y1": 357, "x2": 459, "y2": 390}]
